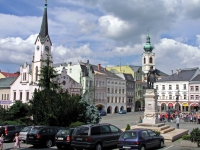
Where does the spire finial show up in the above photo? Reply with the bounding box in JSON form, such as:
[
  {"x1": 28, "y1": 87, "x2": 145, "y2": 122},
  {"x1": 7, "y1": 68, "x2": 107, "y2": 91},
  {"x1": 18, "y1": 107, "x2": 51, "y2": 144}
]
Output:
[
  {"x1": 143, "y1": 30, "x2": 154, "y2": 52},
  {"x1": 45, "y1": 0, "x2": 48, "y2": 8}
]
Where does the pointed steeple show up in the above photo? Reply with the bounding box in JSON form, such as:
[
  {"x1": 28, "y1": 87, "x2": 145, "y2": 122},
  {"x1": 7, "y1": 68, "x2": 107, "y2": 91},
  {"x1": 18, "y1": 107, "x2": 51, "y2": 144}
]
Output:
[
  {"x1": 39, "y1": 0, "x2": 48, "y2": 40},
  {"x1": 143, "y1": 30, "x2": 154, "y2": 52}
]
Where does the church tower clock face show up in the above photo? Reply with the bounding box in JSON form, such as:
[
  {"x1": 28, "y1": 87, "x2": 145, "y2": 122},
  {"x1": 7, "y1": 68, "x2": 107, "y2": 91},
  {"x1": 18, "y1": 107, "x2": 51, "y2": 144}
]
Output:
[
  {"x1": 45, "y1": 46, "x2": 49, "y2": 52},
  {"x1": 37, "y1": 46, "x2": 40, "y2": 51}
]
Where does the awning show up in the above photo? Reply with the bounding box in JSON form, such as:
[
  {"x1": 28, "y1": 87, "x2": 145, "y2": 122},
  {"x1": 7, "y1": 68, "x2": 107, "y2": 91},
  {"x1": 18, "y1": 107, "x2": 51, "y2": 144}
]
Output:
[
  {"x1": 191, "y1": 103, "x2": 198, "y2": 107},
  {"x1": 168, "y1": 103, "x2": 173, "y2": 107},
  {"x1": 182, "y1": 103, "x2": 188, "y2": 106}
]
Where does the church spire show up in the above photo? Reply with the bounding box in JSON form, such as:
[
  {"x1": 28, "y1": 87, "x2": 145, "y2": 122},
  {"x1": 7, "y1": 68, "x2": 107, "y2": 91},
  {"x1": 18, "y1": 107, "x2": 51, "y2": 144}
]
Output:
[
  {"x1": 143, "y1": 30, "x2": 154, "y2": 52},
  {"x1": 39, "y1": 0, "x2": 48, "y2": 39}
]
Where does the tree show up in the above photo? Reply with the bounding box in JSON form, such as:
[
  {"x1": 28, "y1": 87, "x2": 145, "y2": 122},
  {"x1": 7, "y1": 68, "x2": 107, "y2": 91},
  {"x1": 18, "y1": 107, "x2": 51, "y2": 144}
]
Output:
[
  {"x1": 190, "y1": 128, "x2": 200, "y2": 147},
  {"x1": 78, "y1": 99, "x2": 101, "y2": 124}
]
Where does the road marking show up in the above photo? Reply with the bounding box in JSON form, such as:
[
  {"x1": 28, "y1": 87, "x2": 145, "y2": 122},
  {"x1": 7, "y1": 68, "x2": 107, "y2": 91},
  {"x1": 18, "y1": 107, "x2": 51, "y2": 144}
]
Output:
[{"x1": 164, "y1": 145, "x2": 174, "y2": 150}]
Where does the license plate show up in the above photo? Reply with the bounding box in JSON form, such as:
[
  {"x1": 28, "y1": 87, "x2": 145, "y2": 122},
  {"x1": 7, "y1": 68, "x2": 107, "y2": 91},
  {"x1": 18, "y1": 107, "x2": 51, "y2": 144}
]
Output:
[
  {"x1": 76, "y1": 138, "x2": 82, "y2": 141},
  {"x1": 58, "y1": 137, "x2": 63, "y2": 140},
  {"x1": 29, "y1": 136, "x2": 34, "y2": 139},
  {"x1": 123, "y1": 146, "x2": 131, "y2": 149}
]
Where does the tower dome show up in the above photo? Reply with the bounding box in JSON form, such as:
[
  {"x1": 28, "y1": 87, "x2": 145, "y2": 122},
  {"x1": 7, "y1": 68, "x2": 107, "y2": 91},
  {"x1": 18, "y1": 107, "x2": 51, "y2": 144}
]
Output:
[{"x1": 143, "y1": 31, "x2": 154, "y2": 52}]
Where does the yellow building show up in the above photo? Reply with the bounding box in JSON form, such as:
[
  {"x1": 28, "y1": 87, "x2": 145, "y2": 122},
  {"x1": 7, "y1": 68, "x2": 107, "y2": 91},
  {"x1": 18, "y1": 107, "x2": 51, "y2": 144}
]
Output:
[{"x1": 106, "y1": 65, "x2": 144, "y2": 111}]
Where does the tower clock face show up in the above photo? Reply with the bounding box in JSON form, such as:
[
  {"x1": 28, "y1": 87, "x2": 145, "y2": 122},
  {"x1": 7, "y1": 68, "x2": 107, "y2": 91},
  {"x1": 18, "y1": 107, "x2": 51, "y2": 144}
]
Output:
[
  {"x1": 45, "y1": 46, "x2": 49, "y2": 52},
  {"x1": 37, "y1": 46, "x2": 40, "y2": 51}
]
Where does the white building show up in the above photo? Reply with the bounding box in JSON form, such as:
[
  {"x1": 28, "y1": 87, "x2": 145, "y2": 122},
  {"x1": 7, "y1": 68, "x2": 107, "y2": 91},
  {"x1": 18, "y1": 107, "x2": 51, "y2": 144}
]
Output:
[{"x1": 155, "y1": 68, "x2": 199, "y2": 112}]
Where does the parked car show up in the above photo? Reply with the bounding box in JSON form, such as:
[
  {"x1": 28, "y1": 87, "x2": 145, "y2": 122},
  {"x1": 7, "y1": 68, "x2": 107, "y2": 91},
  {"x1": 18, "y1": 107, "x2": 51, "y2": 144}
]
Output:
[
  {"x1": 19, "y1": 126, "x2": 44, "y2": 142},
  {"x1": 71, "y1": 123, "x2": 123, "y2": 150},
  {"x1": 117, "y1": 128, "x2": 164, "y2": 150},
  {"x1": 55, "y1": 128, "x2": 74, "y2": 149},
  {"x1": 119, "y1": 110, "x2": 127, "y2": 114},
  {"x1": 26, "y1": 126, "x2": 62, "y2": 147},
  {"x1": 99, "y1": 110, "x2": 107, "y2": 116},
  {"x1": 0, "y1": 125, "x2": 24, "y2": 141}
]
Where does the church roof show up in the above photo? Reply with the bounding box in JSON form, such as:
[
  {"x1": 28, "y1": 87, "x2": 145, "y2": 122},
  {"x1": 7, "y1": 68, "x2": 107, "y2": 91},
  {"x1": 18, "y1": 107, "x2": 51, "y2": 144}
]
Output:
[
  {"x1": 157, "y1": 68, "x2": 198, "y2": 82},
  {"x1": 0, "y1": 77, "x2": 18, "y2": 88},
  {"x1": 39, "y1": 1, "x2": 48, "y2": 39}
]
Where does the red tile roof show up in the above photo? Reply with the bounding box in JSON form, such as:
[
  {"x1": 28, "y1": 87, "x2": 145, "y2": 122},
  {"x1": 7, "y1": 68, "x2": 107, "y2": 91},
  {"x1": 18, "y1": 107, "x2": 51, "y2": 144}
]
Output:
[{"x1": 0, "y1": 72, "x2": 19, "y2": 78}]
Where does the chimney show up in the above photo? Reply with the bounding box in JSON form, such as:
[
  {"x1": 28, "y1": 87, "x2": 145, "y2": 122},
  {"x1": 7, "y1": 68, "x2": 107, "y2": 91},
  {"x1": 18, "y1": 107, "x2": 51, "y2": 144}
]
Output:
[
  {"x1": 171, "y1": 70, "x2": 173, "y2": 75},
  {"x1": 98, "y1": 64, "x2": 101, "y2": 70},
  {"x1": 176, "y1": 70, "x2": 179, "y2": 75}
]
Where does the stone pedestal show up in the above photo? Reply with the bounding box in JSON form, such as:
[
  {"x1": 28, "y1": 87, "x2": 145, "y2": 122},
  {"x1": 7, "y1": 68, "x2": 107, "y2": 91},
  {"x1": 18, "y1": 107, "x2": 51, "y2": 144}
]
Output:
[{"x1": 143, "y1": 89, "x2": 159, "y2": 124}]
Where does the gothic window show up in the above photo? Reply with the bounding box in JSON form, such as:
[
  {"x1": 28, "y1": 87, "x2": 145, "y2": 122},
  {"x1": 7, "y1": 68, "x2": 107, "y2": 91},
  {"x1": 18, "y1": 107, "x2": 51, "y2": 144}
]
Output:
[
  {"x1": 144, "y1": 58, "x2": 146, "y2": 64},
  {"x1": 149, "y1": 57, "x2": 153, "y2": 63},
  {"x1": 35, "y1": 66, "x2": 38, "y2": 81}
]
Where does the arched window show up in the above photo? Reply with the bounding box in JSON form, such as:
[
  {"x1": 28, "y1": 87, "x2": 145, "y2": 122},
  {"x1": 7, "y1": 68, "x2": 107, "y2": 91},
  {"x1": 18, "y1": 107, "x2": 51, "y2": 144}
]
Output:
[
  {"x1": 144, "y1": 58, "x2": 146, "y2": 64},
  {"x1": 149, "y1": 57, "x2": 153, "y2": 63},
  {"x1": 35, "y1": 66, "x2": 38, "y2": 81}
]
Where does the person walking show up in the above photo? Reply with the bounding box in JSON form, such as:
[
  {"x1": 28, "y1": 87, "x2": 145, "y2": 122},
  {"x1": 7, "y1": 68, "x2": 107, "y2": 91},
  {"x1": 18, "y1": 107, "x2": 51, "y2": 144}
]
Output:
[
  {"x1": 0, "y1": 134, "x2": 3, "y2": 150},
  {"x1": 13, "y1": 133, "x2": 20, "y2": 150},
  {"x1": 175, "y1": 116, "x2": 180, "y2": 129}
]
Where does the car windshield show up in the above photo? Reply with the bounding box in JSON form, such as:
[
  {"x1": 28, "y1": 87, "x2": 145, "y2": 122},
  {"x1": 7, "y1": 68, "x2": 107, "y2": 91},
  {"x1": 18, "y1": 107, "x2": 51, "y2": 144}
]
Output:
[
  {"x1": 121, "y1": 131, "x2": 137, "y2": 139},
  {"x1": 21, "y1": 127, "x2": 32, "y2": 132},
  {"x1": 29, "y1": 127, "x2": 42, "y2": 134},
  {"x1": 74, "y1": 127, "x2": 89, "y2": 135},
  {"x1": 57, "y1": 129, "x2": 69, "y2": 136}
]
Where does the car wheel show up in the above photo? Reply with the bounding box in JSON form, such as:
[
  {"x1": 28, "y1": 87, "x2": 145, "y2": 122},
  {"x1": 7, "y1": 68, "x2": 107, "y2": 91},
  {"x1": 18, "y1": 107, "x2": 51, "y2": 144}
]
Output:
[
  {"x1": 95, "y1": 143, "x2": 102, "y2": 150},
  {"x1": 46, "y1": 139, "x2": 53, "y2": 147},
  {"x1": 159, "y1": 140, "x2": 164, "y2": 148},
  {"x1": 140, "y1": 145, "x2": 145, "y2": 150}
]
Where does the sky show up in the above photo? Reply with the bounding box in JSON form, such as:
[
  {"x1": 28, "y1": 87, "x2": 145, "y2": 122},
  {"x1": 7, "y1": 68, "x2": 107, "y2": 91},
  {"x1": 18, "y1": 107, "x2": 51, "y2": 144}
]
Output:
[{"x1": 0, "y1": 0, "x2": 200, "y2": 74}]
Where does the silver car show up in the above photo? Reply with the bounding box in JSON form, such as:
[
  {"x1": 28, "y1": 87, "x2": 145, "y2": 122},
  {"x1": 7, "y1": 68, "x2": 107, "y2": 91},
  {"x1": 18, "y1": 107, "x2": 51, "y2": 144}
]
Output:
[{"x1": 19, "y1": 126, "x2": 33, "y2": 142}]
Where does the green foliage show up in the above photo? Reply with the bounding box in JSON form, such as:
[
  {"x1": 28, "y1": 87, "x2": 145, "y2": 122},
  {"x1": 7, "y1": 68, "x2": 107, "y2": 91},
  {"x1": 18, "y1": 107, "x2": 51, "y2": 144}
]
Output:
[
  {"x1": 78, "y1": 99, "x2": 101, "y2": 124},
  {"x1": 38, "y1": 54, "x2": 59, "y2": 90},
  {"x1": 69, "y1": 121, "x2": 84, "y2": 128},
  {"x1": 125, "y1": 124, "x2": 131, "y2": 131},
  {"x1": 190, "y1": 128, "x2": 200, "y2": 147},
  {"x1": 182, "y1": 134, "x2": 191, "y2": 140},
  {"x1": 153, "y1": 130, "x2": 160, "y2": 136}
]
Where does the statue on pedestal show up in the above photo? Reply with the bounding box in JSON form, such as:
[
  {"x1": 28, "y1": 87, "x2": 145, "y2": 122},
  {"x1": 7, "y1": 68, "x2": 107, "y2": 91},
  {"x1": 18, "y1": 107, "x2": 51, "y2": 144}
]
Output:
[{"x1": 147, "y1": 66, "x2": 160, "y2": 89}]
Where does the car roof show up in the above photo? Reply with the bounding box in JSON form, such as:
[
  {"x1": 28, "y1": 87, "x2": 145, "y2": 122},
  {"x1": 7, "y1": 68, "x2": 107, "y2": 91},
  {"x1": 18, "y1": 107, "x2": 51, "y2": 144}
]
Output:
[
  {"x1": 125, "y1": 128, "x2": 148, "y2": 132},
  {"x1": 78, "y1": 123, "x2": 112, "y2": 127}
]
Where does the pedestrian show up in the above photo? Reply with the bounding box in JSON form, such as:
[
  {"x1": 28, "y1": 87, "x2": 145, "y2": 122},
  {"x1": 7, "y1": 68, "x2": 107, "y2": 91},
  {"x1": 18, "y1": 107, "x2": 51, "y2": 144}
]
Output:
[
  {"x1": 138, "y1": 117, "x2": 142, "y2": 123},
  {"x1": 13, "y1": 133, "x2": 20, "y2": 150},
  {"x1": 175, "y1": 116, "x2": 180, "y2": 129},
  {"x1": 0, "y1": 134, "x2": 3, "y2": 150}
]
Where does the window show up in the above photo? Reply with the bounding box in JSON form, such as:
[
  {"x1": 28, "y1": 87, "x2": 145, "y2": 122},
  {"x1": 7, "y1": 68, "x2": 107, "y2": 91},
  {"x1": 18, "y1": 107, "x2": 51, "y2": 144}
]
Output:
[
  {"x1": 162, "y1": 85, "x2": 165, "y2": 90},
  {"x1": 26, "y1": 92, "x2": 29, "y2": 100},
  {"x1": 115, "y1": 97, "x2": 117, "y2": 103},
  {"x1": 144, "y1": 58, "x2": 146, "y2": 64},
  {"x1": 122, "y1": 89, "x2": 124, "y2": 94},
  {"x1": 35, "y1": 66, "x2": 38, "y2": 81},
  {"x1": 14, "y1": 92, "x2": 16, "y2": 100},
  {"x1": 184, "y1": 95, "x2": 186, "y2": 100},
  {"x1": 149, "y1": 57, "x2": 153, "y2": 63},
  {"x1": 190, "y1": 86, "x2": 194, "y2": 91},
  {"x1": 169, "y1": 95, "x2": 172, "y2": 100},
  {"x1": 115, "y1": 89, "x2": 117, "y2": 93},
  {"x1": 1, "y1": 95, "x2": 3, "y2": 100},
  {"x1": 7, "y1": 94, "x2": 9, "y2": 100},
  {"x1": 100, "y1": 125, "x2": 111, "y2": 134},
  {"x1": 142, "y1": 131, "x2": 149, "y2": 137},
  {"x1": 162, "y1": 95, "x2": 165, "y2": 100},
  {"x1": 119, "y1": 97, "x2": 121, "y2": 103},
  {"x1": 147, "y1": 130, "x2": 157, "y2": 137},
  {"x1": 195, "y1": 86, "x2": 199, "y2": 91},
  {"x1": 20, "y1": 92, "x2": 22, "y2": 100},
  {"x1": 191, "y1": 95, "x2": 194, "y2": 100},
  {"x1": 111, "y1": 88, "x2": 114, "y2": 93},
  {"x1": 99, "y1": 81, "x2": 101, "y2": 87},
  {"x1": 169, "y1": 85, "x2": 172, "y2": 90},
  {"x1": 195, "y1": 95, "x2": 199, "y2": 100},
  {"x1": 119, "y1": 89, "x2": 121, "y2": 93},
  {"x1": 107, "y1": 97, "x2": 110, "y2": 103},
  {"x1": 111, "y1": 97, "x2": 113, "y2": 103},
  {"x1": 91, "y1": 126, "x2": 101, "y2": 135},
  {"x1": 96, "y1": 81, "x2": 98, "y2": 86},
  {"x1": 63, "y1": 76, "x2": 66, "y2": 79},
  {"x1": 156, "y1": 85, "x2": 158, "y2": 90},
  {"x1": 176, "y1": 84, "x2": 179, "y2": 90},
  {"x1": 23, "y1": 73, "x2": 26, "y2": 81},
  {"x1": 110, "y1": 125, "x2": 120, "y2": 133},
  {"x1": 4, "y1": 94, "x2": 6, "y2": 100},
  {"x1": 108, "y1": 88, "x2": 110, "y2": 93},
  {"x1": 183, "y1": 84, "x2": 186, "y2": 90}
]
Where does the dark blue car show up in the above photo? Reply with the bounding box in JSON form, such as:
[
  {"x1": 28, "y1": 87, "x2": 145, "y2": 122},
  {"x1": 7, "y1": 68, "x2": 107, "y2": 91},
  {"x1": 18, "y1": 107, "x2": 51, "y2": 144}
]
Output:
[
  {"x1": 99, "y1": 110, "x2": 107, "y2": 116},
  {"x1": 117, "y1": 129, "x2": 164, "y2": 150}
]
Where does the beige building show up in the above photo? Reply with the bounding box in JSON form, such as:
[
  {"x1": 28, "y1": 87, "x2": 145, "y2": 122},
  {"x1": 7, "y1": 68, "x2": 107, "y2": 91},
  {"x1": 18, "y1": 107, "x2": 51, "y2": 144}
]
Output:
[{"x1": 0, "y1": 77, "x2": 17, "y2": 109}]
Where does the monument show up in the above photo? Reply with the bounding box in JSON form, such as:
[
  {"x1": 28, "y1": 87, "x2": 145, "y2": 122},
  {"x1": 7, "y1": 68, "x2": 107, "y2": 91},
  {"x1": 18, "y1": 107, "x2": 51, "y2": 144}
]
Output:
[{"x1": 143, "y1": 66, "x2": 160, "y2": 124}]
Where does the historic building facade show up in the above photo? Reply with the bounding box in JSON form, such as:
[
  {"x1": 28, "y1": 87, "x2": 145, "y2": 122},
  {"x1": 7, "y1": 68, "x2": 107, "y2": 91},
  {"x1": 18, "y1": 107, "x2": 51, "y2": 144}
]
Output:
[{"x1": 155, "y1": 68, "x2": 200, "y2": 112}]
